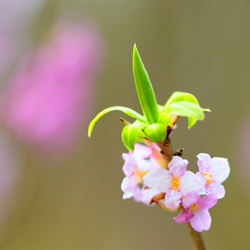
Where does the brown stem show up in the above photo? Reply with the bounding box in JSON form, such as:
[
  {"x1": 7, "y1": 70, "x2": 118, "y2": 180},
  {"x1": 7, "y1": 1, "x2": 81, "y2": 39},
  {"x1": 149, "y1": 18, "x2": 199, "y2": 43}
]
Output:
[
  {"x1": 187, "y1": 222, "x2": 206, "y2": 250},
  {"x1": 155, "y1": 128, "x2": 206, "y2": 250}
]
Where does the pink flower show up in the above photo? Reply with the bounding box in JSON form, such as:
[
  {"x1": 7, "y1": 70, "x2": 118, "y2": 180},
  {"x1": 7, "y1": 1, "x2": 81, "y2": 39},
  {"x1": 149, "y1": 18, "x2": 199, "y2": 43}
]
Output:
[
  {"x1": 174, "y1": 192, "x2": 217, "y2": 232},
  {"x1": 196, "y1": 153, "x2": 230, "y2": 199},
  {"x1": 121, "y1": 143, "x2": 162, "y2": 205},
  {"x1": 0, "y1": 21, "x2": 103, "y2": 154},
  {"x1": 143, "y1": 156, "x2": 206, "y2": 210}
]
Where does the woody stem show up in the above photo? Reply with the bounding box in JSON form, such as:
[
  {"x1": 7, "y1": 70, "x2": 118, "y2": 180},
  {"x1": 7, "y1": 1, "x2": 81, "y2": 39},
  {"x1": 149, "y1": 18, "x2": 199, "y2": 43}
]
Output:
[
  {"x1": 187, "y1": 222, "x2": 206, "y2": 250},
  {"x1": 157, "y1": 129, "x2": 206, "y2": 250}
]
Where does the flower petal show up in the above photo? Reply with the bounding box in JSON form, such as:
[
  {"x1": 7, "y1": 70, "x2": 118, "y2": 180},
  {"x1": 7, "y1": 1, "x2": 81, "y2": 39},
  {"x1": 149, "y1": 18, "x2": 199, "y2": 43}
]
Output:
[
  {"x1": 174, "y1": 210, "x2": 193, "y2": 224},
  {"x1": 182, "y1": 192, "x2": 200, "y2": 209},
  {"x1": 121, "y1": 177, "x2": 137, "y2": 199},
  {"x1": 122, "y1": 158, "x2": 137, "y2": 177},
  {"x1": 197, "y1": 153, "x2": 211, "y2": 173},
  {"x1": 164, "y1": 190, "x2": 182, "y2": 210},
  {"x1": 210, "y1": 157, "x2": 230, "y2": 183},
  {"x1": 190, "y1": 209, "x2": 211, "y2": 232},
  {"x1": 143, "y1": 168, "x2": 172, "y2": 192},
  {"x1": 168, "y1": 156, "x2": 188, "y2": 177},
  {"x1": 136, "y1": 188, "x2": 162, "y2": 205},
  {"x1": 179, "y1": 171, "x2": 206, "y2": 196},
  {"x1": 133, "y1": 143, "x2": 152, "y2": 159},
  {"x1": 199, "y1": 193, "x2": 217, "y2": 209},
  {"x1": 211, "y1": 184, "x2": 225, "y2": 199}
]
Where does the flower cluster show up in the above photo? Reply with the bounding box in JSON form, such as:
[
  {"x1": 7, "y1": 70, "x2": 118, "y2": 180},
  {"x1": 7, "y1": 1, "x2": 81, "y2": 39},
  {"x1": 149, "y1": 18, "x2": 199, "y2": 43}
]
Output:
[{"x1": 121, "y1": 143, "x2": 230, "y2": 232}]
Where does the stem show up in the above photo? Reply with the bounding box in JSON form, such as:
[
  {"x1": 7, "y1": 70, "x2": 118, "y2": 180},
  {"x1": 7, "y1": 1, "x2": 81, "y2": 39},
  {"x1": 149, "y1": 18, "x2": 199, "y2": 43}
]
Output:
[
  {"x1": 156, "y1": 128, "x2": 206, "y2": 250},
  {"x1": 187, "y1": 222, "x2": 206, "y2": 250}
]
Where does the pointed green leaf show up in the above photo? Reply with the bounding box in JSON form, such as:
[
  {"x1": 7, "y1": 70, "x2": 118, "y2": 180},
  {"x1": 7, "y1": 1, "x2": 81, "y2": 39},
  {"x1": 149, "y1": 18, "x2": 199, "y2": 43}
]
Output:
[
  {"x1": 88, "y1": 106, "x2": 145, "y2": 137},
  {"x1": 164, "y1": 91, "x2": 200, "y2": 108},
  {"x1": 122, "y1": 122, "x2": 146, "y2": 151},
  {"x1": 165, "y1": 101, "x2": 204, "y2": 128},
  {"x1": 133, "y1": 44, "x2": 159, "y2": 124}
]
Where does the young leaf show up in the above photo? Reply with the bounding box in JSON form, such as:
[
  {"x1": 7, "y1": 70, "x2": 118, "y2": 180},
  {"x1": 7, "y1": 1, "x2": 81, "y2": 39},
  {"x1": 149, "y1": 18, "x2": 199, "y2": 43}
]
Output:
[
  {"x1": 164, "y1": 101, "x2": 205, "y2": 128},
  {"x1": 133, "y1": 44, "x2": 159, "y2": 124},
  {"x1": 143, "y1": 123, "x2": 166, "y2": 143},
  {"x1": 122, "y1": 122, "x2": 146, "y2": 151},
  {"x1": 164, "y1": 91, "x2": 200, "y2": 108},
  {"x1": 88, "y1": 106, "x2": 145, "y2": 137}
]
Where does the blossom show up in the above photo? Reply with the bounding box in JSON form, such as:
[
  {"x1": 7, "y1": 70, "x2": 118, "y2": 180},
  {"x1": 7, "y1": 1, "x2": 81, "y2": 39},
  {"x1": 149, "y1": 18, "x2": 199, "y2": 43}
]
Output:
[
  {"x1": 121, "y1": 143, "x2": 162, "y2": 205},
  {"x1": 174, "y1": 192, "x2": 217, "y2": 232},
  {"x1": 0, "y1": 21, "x2": 103, "y2": 154},
  {"x1": 196, "y1": 153, "x2": 230, "y2": 199},
  {"x1": 143, "y1": 156, "x2": 206, "y2": 210}
]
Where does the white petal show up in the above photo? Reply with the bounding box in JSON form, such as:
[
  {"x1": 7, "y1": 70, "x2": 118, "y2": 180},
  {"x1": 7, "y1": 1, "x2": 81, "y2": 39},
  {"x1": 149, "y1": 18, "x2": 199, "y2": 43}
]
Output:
[
  {"x1": 143, "y1": 168, "x2": 172, "y2": 192},
  {"x1": 210, "y1": 157, "x2": 230, "y2": 183},
  {"x1": 168, "y1": 156, "x2": 188, "y2": 177},
  {"x1": 179, "y1": 171, "x2": 206, "y2": 196}
]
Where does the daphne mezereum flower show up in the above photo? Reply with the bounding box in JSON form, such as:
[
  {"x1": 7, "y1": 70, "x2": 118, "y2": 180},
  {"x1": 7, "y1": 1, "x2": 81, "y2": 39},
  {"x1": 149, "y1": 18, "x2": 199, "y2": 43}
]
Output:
[
  {"x1": 143, "y1": 156, "x2": 206, "y2": 210},
  {"x1": 0, "y1": 21, "x2": 103, "y2": 154},
  {"x1": 196, "y1": 153, "x2": 230, "y2": 199},
  {"x1": 174, "y1": 192, "x2": 217, "y2": 232},
  {"x1": 121, "y1": 143, "x2": 162, "y2": 205}
]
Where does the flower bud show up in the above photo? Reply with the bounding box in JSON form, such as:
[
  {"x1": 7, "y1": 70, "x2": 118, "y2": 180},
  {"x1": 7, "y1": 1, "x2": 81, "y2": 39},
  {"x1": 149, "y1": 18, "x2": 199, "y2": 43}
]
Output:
[{"x1": 143, "y1": 123, "x2": 166, "y2": 143}]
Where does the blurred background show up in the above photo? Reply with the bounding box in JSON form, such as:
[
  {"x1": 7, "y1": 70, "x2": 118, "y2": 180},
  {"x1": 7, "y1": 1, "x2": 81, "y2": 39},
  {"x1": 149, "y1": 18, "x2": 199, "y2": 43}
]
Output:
[{"x1": 0, "y1": 0, "x2": 249, "y2": 249}]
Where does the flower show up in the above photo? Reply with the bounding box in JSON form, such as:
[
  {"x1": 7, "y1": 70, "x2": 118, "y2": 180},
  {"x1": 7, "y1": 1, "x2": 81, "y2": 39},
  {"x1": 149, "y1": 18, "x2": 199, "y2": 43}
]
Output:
[
  {"x1": 0, "y1": 21, "x2": 103, "y2": 154},
  {"x1": 143, "y1": 156, "x2": 206, "y2": 210},
  {"x1": 121, "y1": 143, "x2": 162, "y2": 205},
  {"x1": 174, "y1": 192, "x2": 217, "y2": 232},
  {"x1": 196, "y1": 153, "x2": 230, "y2": 199}
]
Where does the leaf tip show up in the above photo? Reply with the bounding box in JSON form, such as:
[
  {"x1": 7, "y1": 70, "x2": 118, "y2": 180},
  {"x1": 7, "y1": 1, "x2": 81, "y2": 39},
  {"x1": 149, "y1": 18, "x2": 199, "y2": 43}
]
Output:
[
  {"x1": 203, "y1": 108, "x2": 211, "y2": 113},
  {"x1": 87, "y1": 123, "x2": 93, "y2": 138}
]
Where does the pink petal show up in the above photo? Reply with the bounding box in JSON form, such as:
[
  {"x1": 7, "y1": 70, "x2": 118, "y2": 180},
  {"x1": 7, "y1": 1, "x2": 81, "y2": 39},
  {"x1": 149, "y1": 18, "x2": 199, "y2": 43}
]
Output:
[
  {"x1": 197, "y1": 153, "x2": 211, "y2": 173},
  {"x1": 210, "y1": 157, "x2": 230, "y2": 183},
  {"x1": 190, "y1": 209, "x2": 211, "y2": 232},
  {"x1": 122, "y1": 158, "x2": 137, "y2": 177},
  {"x1": 143, "y1": 168, "x2": 172, "y2": 192},
  {"x1": 174, "y1": 210, "x2": 193, "y2": 224},
  {"x1": 179, "y1": 171, "x2": 206, "y2": 196},
  {"x1": 182, "y1": 192, "x2": 200, "y2": 208},
  {"x1": 199, "y1": 193, "x2": 217, "y2": 209},
  {"x1": 137, "y1": 188, "x2": 161, "y2": 205},
  {"x1": 164, "y1": 190, "x2": 182, "y2": 210},
  {"x1": 210, "y1": 184, "x2": 225, "y2": 199},
  {"x1": 121, "y1": 177, "x2": 137, "y2": 199},
  {"x1": 137, "y1": 158, "x2": 161, "y2": 172},
  {"x1": 133, "y1": 143, "x2": 152, "y2": 159},
  {"x1": 168, "y1": 156, "x2": 188, "y2": 177},
  {"x1": 122, "y1": 153, "x2": 131, "y2": 162}
]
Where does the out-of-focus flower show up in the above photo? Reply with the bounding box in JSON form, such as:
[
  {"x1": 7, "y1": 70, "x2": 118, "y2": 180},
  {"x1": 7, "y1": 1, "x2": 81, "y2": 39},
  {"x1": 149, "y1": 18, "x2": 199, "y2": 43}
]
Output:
[
  {"x1": 121, "y1": 143, "x2": 162, "y2": 205},
  {"x1": 143, "y1": 156, "x2": 205, "y2": 210},
  {"x1": 174, "y1": 192, "x2": 217, "y2": 232},
  {"x1": 196, "y1": 153, "x2": 230, "y2": 199},
  {"x1": 0, "y1": 21, "x2": 103, "y2": 154}
]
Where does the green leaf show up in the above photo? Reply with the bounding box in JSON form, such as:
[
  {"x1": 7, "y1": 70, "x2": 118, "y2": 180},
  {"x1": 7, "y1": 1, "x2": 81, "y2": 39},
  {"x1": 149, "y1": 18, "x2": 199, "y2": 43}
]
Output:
[
  {"x1": 88, "y1": 106, "x2": 145, "y2": 137},
  {"x1": 133, "y1": 44, "x2": 159, "y2": 124},
  {"x1": 164, "y1": 91, "x2": 200, "y2": 108},
  {"x1": 122, "y1": 122, "x2": 146, "y2": 151},
  {"x1": 164, "y1": 101, "x2": 205, "y2": 128},
  {"x1": 143, "y1": 123, "x2": 166, "y2": 143}
]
